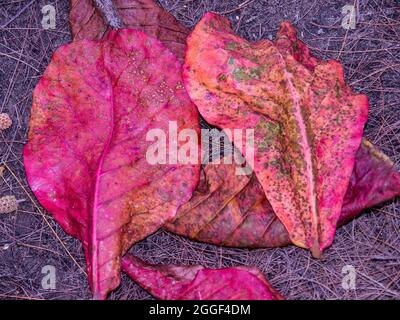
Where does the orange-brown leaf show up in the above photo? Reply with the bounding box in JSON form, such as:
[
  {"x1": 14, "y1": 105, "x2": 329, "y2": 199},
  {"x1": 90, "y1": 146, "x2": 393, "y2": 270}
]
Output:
[
  {"x1": 24, "y1": 29, "x2": 199, "y2": 299},
  {"x1": 70, "y1": 0, "x2": 189, "y2": 59},
  {"x1": 166, "y1": 140, "x2": 399, "y2": 248}
]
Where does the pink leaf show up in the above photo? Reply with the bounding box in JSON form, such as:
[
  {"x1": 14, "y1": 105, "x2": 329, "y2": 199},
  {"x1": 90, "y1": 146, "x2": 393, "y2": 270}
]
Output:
[
  {"x1": 121, "y1": 254, "x2": 284, "y2": 300},
  {"x1": 339, "y1": 139, "x2": 400, "y2": 225},
  {"x1": 24, "y1": 29, "x2": 200, "y2": 299}
]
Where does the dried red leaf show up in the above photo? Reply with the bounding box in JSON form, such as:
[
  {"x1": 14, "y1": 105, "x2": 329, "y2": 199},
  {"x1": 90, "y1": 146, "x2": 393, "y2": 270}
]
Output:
[
  {"x1": 183, "y1": 13, "x2": 369, "y2": 256},
  {"x1": 23, "y1": 29, "x2": 200, "y2": 299},
  {"x1": 121, "y1": 254, "x2": 284, "y2": 300},
  {"x1": 70, "y1": 0, "x2": 189, "y2": 59},
  {"x1": 339, "y1": 139, "x2": 400, "y2": 225},
  {"x1": 165, "y1": 139, "x2": 400, "y2": 247},
  {"x1": 165, "y1": 158, "x2": 289, "y2": 248}
]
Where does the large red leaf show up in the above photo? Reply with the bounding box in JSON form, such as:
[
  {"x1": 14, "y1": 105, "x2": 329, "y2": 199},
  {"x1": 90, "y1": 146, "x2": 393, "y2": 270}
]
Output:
[
  {"x1": 121, "y1": 254, "x2": 284, "y2": 300},
  {"x1": 183, "y1": 13, "x2": 369, "y2": 256},
  {"x1": 165, "y1": 156, "x2": 295, "y2": 248},
  {"x1": 23, "y1": 29, "x2": 200, "y2": 299},
  {"x1": 70, "y1": 0, "x2": 189, "y2": 60},
  {"x1": 165, "y1": 139, "x2": 400, "y2": 247}
]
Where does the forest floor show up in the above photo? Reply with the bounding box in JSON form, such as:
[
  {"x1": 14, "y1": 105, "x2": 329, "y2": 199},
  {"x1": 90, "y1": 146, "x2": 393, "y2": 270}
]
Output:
[{"x1": 0, "y1": 0, "x2": 399, "y2": 300}]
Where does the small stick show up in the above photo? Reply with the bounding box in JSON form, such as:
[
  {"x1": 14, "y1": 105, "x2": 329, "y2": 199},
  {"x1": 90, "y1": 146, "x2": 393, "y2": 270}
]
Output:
[{"x1": 93, "y1": 0, "x2": 124, "y2": 29}]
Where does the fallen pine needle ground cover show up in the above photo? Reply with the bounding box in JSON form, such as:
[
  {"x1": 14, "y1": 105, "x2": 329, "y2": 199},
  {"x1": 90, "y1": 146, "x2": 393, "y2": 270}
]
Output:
[{"x1": 0, "y1": 0, "x2": 399, "y2": 300}]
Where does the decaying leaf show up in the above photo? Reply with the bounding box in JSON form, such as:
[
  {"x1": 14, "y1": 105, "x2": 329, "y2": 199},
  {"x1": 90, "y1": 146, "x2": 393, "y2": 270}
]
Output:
[
  {"x1": 121, "y1": 254, "x2": 284, "y2": 300},
  {"x1": 183, "y1": 13, "x2": 369, "y2": 256},
  {"x1": 70, "y1": 0, "x2": 189, "y2": 59},
  {"x1": 24, "y1": 29, "x2": 200, "y2": 299},
  {"x1": 165, "y1": 139, "x2": 400, "y2": 247},
  {"x1": 70, "y1": 2, "x2": 398, "y2": 253},
  {"x1": 165, "y1": 157, "x2": 290, "y2": 247}
]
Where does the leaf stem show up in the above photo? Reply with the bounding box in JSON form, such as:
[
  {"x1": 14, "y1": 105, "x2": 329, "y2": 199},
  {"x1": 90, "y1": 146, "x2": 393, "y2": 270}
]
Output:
[{"x1": 93, "y1": 0, "x2": 124, "y2": 29}]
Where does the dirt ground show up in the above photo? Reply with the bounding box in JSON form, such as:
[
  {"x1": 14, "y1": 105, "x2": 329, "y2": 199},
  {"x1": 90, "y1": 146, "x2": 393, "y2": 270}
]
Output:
[{"x1": 0, "y1": 0, "x2": 399, "y2": 300}]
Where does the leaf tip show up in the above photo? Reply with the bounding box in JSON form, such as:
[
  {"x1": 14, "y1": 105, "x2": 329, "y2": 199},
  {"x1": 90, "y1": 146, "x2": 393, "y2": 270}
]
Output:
[{"x1": 311, "y1": 240, "x2": 323, "y2": 259}]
